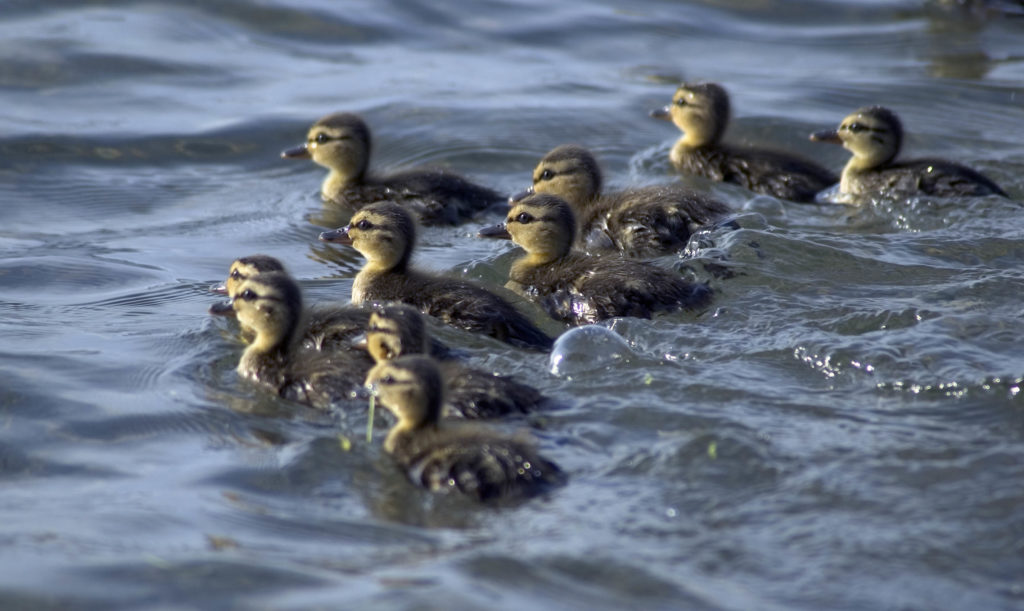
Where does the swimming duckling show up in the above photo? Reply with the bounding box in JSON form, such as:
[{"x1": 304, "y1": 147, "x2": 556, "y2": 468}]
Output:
[
  {"x1": 281, "y1": 112, "x2": 502, "y2": 225},
  {"x1": 366, "y1": 355, "x2": 565, "y2": 502},
  {"x1": 213, "y1": 254, "x2": 371, "y2": 352},
  {"x1": 651, "y1": 82, "x2": 837, "y2": 202},
  {"x1": 319, "y1": 201, "x2": 554, "y2": 350},
  {"x1": 810, "y1": 105, "x2": 1006, "y2": 199},
  {"x1": 479, "y1": 193, "x2": 713, "y2": 326},
  {"x1": 518, "y1": 144, "x2": 731, "y2": 257},
  {"x1": 366, "y1": 304, "x2": 547, "y2": 419},
  {"x1": 209, "y1": 272, "x2": 373, "y2": 408}
]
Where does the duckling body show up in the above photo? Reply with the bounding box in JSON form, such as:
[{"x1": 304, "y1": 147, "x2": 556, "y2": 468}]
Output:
[
  {"x1": 811, "y1": 105, "x2": 1006, "y2": 199},
  {"x1": 522, "y1": 144, "x2": 730, "y2": 257},
  {"x1": 215, "y1": 254, "x2": 373, "y2": 353},
  {"x1": 651, "y1": 82, "x2": 837, "y2": 202},
  {"x1": 366, "y1": 304, "x2": 546, "y2": 419},
  {"x1": 480, "y1": 193, "x2": 712, "y2": 326},
  {"x1": 282, "y1": 112, "x2": 502, "y2": 225},
  {"x1": 319, "y1": 201, "x2": 554, "y2": 351},
  {"x1": 366, "y1": 355, "x2": 564, "y2": 502},
  {"x1": 209, "y1": 272, "x2": 373, "y2": 408}
]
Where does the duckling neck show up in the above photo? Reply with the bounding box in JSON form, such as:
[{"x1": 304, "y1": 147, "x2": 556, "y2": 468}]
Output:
[
  {"x1": 511, "y1": 251, "x2": 563, "y2": 279},
  {"x1": 323, "y1": 170, "x2": 356, "y2": 197},
  {"x1": 384, "y1": 419, "x2": 438, "y2": 453},
  {"x1": 238, "y1": 328, "x2": 296, "y2": 377},
  {"x1": 352, "y1": 260, "x2": 407, "y2": 303}
]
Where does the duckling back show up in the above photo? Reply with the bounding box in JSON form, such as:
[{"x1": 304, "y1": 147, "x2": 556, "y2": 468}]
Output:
[
  {"x1": 391, "y1": 426, "x2": 565, "y2": 502},
  {"x1": 512, "y1": 251, "x2": 713, "y2": 325}
]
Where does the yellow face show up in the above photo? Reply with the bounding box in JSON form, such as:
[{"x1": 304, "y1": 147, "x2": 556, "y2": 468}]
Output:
[
  {"x1": 530, "y1": 146, "x2": 601, "y2": 208},
  {"x1": 665, "y1": 83, "x2": 727, "y2": 146},
  {"x1": 228, "y1": 276, "x2": 298, "y2": 348},
  {"x1": 366, "y1": 312, "x2": 405, "y2": 362},
  {"x1": 835, "y1": 110, "x2": 900, "y2": 166},
  {"x1": 224, "y1": 260, "x2": 263, "y2": 297},
  {"x1": 340, "y1": 206, "x2": 412, "y2": 269},
  {"x1": 505, "y1": 195, "x2": 575, "y2": 262},
  {"x1": 365, "y1": 360, "x2": 428, "y2": 425}
]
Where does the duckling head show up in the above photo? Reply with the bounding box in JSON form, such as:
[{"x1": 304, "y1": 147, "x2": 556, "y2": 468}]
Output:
[
  {"x1": 211, "y1": 273, "x2": 303, "y2": 353},
  {"x1": 281, "y1": 112, "x2": 372, "y2": 183},
  {"x1": 365, "y1": 355, "x2": 444, "y2": 432},
  {"x1": 501, "y1": 193, "x2": 577, "y2": 264},
  {"x1": 651, "y1": 82, "x2": 730, "y2": 147},
  {"x1": 811, "y1": 106, "x2": 903, "y2": 169},
  {"x1": 366, "y1": 303, "x2": 430, "y2": 363},
  {"x1": 214, "y1": 254, "x2": 286, "y2": 296},
  {"x1": 518, "y1": 144, "x2": 603, "y2": 210},
  {"x1": 319, "y1": 201, "x2": 417, "y2": 272}
]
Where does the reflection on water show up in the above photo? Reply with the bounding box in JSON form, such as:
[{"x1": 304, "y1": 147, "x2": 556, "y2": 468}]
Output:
[{"x1": 0, "y1": 0, "x2": 1023, "y2": 608}]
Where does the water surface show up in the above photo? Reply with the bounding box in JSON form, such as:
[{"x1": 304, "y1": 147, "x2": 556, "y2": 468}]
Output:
[{"x1": 1, "y1": 1, "x2": 1023, "y2": 609}]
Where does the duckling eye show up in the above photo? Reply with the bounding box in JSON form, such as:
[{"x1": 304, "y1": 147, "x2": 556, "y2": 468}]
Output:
[
  {"x1": 847, "y1": 122, "x2": 866, "y2": 133},
  {"x1": 355, "y1": 219, "x2": 372, "y2": 230},
  {"x1": 229, "y1": 269, "x2": 241, "y2": 279},
  {"x1": 239, "y1": 289, "x2": 258, "y2": 301},
  {"x1": 515, "y1": 212, "x2": 534, "y2": 224},
  {"x1": 379, "y1": 374, "x2": 396, "y2": 385},
  {"x1": 674, "y1": 97, "x2": 687, "y2": 107},
  {"x1": 314, "y1": 132, "x2": 330, "y2": 143},
  {"x1": 539, "y1": 169, "x2": 554, "y2": 181}
]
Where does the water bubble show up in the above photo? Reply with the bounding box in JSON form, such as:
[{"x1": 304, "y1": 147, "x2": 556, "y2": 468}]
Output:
[{"x1": 548, "y1": 325, "x2": 634, "y2": 376}]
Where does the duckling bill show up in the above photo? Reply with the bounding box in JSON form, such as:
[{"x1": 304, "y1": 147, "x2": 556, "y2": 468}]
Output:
[
  {"x1": 480, "y1": 193, "x2": 713, "y2": 326},
  {"x1": 319, "y1": 201, "x2": 555, "y2": 351},
  {"x1": 651, "y1": 82, "x2": 837, "y2": 202},
  {"x1": 282, "y1": 112, "x2": 502, "y2": 225},
  {"x1": 366, "y1": 355, "x2": 565, "y2": 502},
  {"x1": 810, "y1": 105, "x2": 1006, "y2": 199}
]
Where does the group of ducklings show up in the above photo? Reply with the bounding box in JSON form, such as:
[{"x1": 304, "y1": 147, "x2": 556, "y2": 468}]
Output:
[{"x1": 209, "y1": 82, "x2": 1008, "y2": 503}]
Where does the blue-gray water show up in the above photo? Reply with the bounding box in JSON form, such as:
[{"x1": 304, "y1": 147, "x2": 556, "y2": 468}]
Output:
[{"x1": 2, "y1": 1, "x2": 1023, "y2": 609}]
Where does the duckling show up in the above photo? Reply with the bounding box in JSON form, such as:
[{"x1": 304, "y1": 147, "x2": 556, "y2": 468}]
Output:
[
  {"x1": 366, "y1": 304, "x2": 547, "y2": 419},
  {"x1": 281, "y1": 112, "x2": 503, "y2": 225},
  {"x1": 517, "y1": 144, "x2": 731, "y2": 257},
  {"x1": 366, "y1": 355, "x2": 565, "y2": 502},
  {"x1": 213, "y1": 254, "x2": 371, "y2": 352},
  {"x1": 209, "y1": 272, "x2": 373, "y2": 408},
  {"x1": 810, "y1": 105, "x2": 1006, "y2": 199},
  {"x1": 651, "y1": 82, "x2": 837, "y2": 202},
  {"x1": 479, "y1": 193, "x2": 712, "y2": 326},
  {"x1": 318, "y1": 201, "x2": 555, "y2": 351}
]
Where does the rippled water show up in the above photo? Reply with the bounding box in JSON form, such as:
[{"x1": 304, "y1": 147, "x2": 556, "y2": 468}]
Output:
[{"x1": 2, "y1": 1, "x2": 1023, "y2": 608}]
